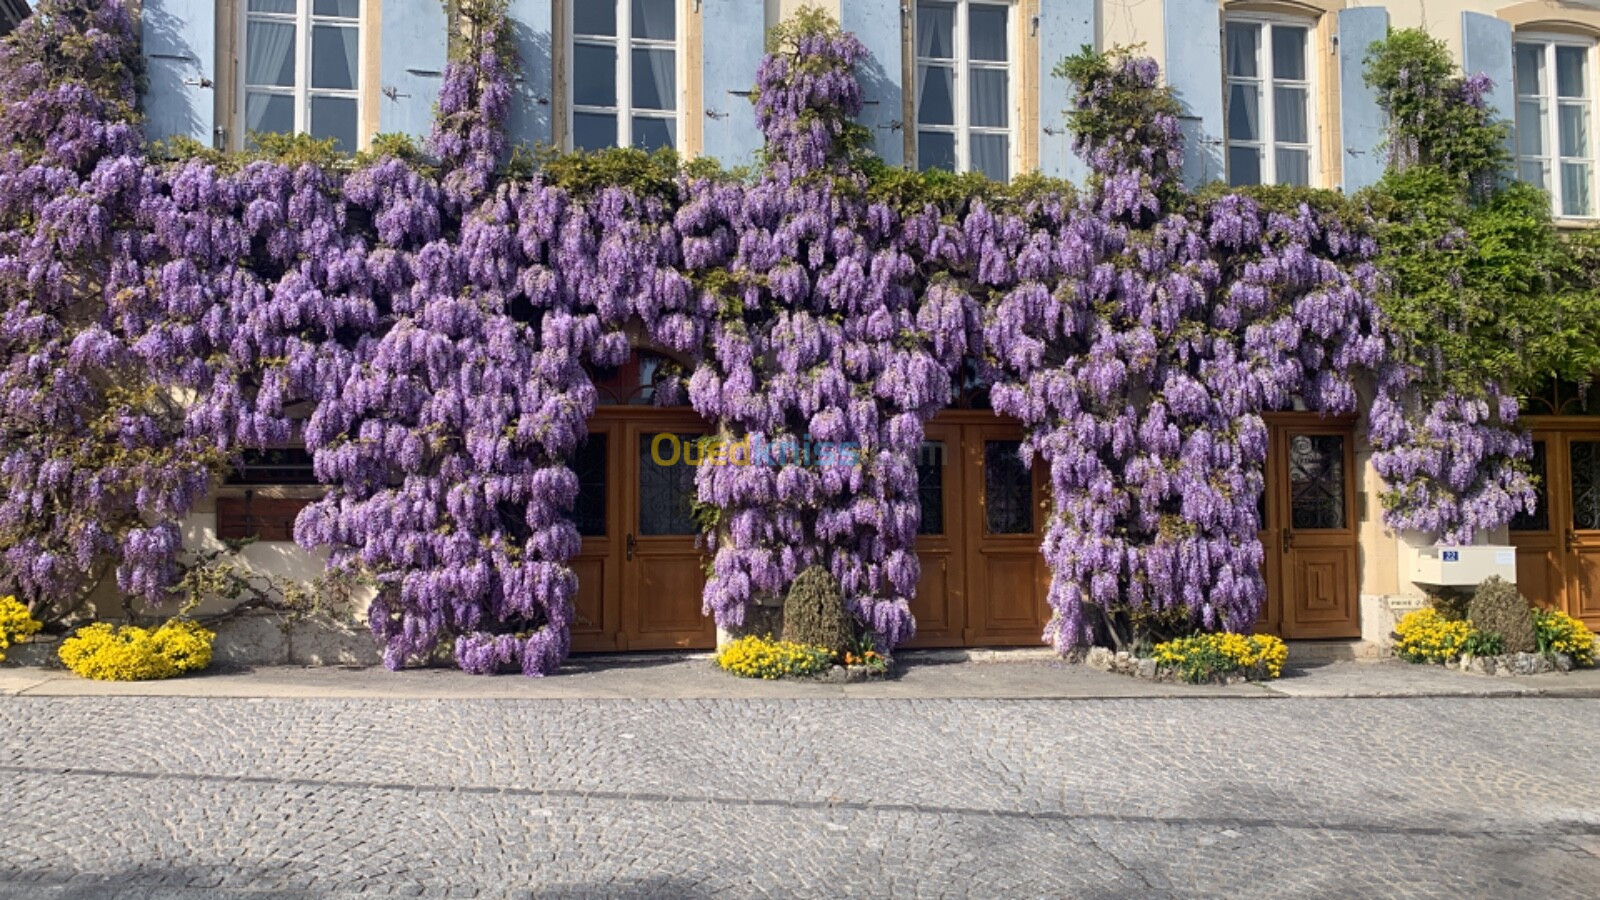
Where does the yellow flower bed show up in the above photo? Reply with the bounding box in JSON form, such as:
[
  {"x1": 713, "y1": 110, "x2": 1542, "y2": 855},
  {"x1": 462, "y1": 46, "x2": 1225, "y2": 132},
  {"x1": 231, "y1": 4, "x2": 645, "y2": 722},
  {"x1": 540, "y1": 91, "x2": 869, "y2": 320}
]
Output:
[
  {"x1": 714, "y1": 635, "x2": 836, "y2": 680},
  {"x1": 0, "y1": 595, "x2": 42, "y2": 663},
  {"x1": 58, "y1": 619, "x2": 215, "y2": 681},
  {"x1": 1150, "y1": 632, "x2": 1288, "y2": 683},
  {"x1": 1392, "y1": 608, "x2": 1473, "y2": 663},
  {"x1": 1533, "y1": 609, "x2": 1596, "y2": 668}
]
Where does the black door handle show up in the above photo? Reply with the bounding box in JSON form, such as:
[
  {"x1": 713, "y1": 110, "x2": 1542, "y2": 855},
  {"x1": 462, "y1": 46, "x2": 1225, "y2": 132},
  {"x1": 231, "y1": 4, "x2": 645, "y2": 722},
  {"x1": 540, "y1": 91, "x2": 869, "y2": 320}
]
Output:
[
  {"x1": 1282, "y1": 530, "x2": 1295, "y2": 553},
  {"x1": 626, "y1": 533, "x2": 636, "y2": 562}
]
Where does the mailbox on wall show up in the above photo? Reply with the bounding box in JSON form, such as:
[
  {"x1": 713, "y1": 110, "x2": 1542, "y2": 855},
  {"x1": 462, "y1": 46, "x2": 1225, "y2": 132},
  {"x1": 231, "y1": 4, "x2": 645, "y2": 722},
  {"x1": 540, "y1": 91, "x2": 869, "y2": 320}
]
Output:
[{"x1": 1411, "y1": 546, "x2": 1518, "y2": 588}]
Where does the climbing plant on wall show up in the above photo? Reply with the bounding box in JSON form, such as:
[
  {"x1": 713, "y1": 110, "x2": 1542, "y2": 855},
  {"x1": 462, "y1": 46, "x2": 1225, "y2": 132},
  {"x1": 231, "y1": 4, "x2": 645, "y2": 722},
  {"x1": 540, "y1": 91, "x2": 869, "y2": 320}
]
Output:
[{"x1": 0, "y1": 2, "x2": 1569, "y2": 669}]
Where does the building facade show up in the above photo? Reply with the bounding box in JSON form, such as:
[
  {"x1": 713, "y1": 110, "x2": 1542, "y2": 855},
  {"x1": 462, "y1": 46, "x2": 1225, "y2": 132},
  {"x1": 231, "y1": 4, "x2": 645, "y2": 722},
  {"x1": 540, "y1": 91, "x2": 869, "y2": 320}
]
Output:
[{"x1": 139, "y1": 0, "x2": 1600, "y2": 653}]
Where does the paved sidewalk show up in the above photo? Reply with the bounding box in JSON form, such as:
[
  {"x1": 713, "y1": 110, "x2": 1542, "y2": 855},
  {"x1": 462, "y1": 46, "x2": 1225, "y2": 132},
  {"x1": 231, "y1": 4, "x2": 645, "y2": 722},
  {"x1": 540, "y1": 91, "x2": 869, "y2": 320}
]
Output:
[{"x1": 4, "y1": 652, "x2": 1600, "y2": 699}]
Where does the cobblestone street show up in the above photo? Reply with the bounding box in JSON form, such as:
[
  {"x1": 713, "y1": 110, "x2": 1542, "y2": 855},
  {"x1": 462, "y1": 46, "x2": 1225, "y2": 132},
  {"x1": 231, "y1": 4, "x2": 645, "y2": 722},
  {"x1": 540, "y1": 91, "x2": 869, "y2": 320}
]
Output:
[{"x1": 1, "y1": 694, "x2": 1598, "y2": 898}]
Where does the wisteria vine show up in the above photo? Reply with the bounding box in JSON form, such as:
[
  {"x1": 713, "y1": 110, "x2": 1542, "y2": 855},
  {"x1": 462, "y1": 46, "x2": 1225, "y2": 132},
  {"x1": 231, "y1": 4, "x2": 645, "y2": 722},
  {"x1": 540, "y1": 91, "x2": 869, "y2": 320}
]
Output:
[{"x1": 0, "y1": 0, "x2": 1538, "y2": 669}]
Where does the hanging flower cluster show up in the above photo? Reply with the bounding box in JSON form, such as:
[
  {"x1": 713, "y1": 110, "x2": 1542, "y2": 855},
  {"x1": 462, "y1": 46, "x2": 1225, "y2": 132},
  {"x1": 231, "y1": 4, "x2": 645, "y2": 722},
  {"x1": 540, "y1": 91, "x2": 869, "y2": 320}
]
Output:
[
  {"x1": 0, "y1": 0, "x2": 215, "y2": 619},
  {"x1": 686, "y1": 20, "x2": 969, "y2": 647},
  {"x1": 0, "y1": 1, "x2": 1539, "y2": 671}
]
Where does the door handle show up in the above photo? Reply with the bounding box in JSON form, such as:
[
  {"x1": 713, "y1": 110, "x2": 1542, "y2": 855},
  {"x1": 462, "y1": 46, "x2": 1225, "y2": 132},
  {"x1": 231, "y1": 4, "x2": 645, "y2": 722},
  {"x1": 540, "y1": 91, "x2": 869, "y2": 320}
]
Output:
[
  {"x1": 1566, "y1": 529, "x2": 1578, "y2": 552},
  {"x1": 1282, "y1": 530, "x2": 1295, "y2": 553},
  {"x1": 626, "y1": 533, "x2": 636, "y2": 562}
]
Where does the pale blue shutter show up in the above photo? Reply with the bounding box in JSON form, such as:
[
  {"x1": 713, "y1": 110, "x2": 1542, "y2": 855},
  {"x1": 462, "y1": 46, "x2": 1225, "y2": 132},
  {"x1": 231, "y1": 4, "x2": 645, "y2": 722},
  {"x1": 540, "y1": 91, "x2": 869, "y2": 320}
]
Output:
[
  {"x1": 699, "y1": 0, "x2": 765, "y2": 167},
  {"x1": 141, "y1": 0, "x2": 216, "y2": 145},
  {"x1": 1036, "y1": 0, "x2": 1095, "y2": 183},
  {"x1": 1337, "y1": 7, "x2": 1389, "y2": 192},
  {"x1": 1164, "y1": 0, "x2": 1224, "y2": 188},
  {"x1": 378, "y1": 0, "x2": 448, "y2": 141},
  {"x1": 506, "y1": 0, "x2": 554, "y2": 148},
  {"x1": 1462, "y1": 11, "x2": 1516, "y2": 158},
  {"x1": 842, "y1": 0, "x2": 904, "y2": 166}
]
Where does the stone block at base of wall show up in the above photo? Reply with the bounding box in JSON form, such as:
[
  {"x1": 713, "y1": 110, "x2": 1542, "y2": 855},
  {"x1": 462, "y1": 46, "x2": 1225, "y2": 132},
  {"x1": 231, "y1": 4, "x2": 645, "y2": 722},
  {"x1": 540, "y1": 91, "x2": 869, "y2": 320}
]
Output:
[{"x1": 1, "y1": 616, "x2": 383, "y2": 670}]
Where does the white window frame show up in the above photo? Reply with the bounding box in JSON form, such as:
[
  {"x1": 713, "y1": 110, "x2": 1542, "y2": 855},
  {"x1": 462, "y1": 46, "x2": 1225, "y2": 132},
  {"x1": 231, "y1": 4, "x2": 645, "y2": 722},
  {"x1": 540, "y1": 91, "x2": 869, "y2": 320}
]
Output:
[
  {"x1": 1515, "y1": 33, "x2": 1599, "y2": 220},
  {"x1": 1222, "y1": 13, "x2": 1318, "y2": 187},
  {"x1": 566, "y1": 0, "x2": 683, "y2": 152},
  {"x1": 237, "y1": 0, "x2": 363, "y2": 150},
  {"x1": 912, "y1": 0, "x2": 1018, "y2": 181}
]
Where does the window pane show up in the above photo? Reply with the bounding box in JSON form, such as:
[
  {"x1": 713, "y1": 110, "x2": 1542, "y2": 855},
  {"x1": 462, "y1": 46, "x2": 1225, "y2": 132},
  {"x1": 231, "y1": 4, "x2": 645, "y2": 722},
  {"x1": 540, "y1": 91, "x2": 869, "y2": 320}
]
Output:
[
  {"x1": 969, "y1": 69, "x2": 1008, "y2": 128},
  {"x1": 1274, "y1": 85, "x2": 1307, "y2": 144},
  {"x1": 918, "y1": 130, "x2": 957, "y2": 172},
  {"x1": 917, "y1": 64, "x2": 955, "y2": 125},
  {"x1": 311, "y1": 25, "x2": 359, "y2": 91},
  {"x1": 632, "y1": 0, "x2": 674, "y2": 41},
  {"x1": 972, "y1": 133, "x2": 1009, "y2": 181},
  {"x1": 245, "y1": 92, "x2": 295, "y2": 135},
  {"x1": 1228, "y1": 82, "x2": 1260, "y2": 141},
  {"x1": 574, "y1": 0, "x2": 616, "y2": 37},
  {"x1": 632, "y1": 116, "x2": 676, "y2": 151},
  {"x1": 248, "y1": 0, "x2": 295, "y2": 12},
  {"x1": 1518, "y1": 99, "x2": 1547, "y2": 156},
  {"x1": 313, "y1": 0, "x2": 358, "y2": 17},
  {"x1": 574, "y1": 111, "x2": 618, "y2": 151},
  {"x1": 1516, "y1": 43, "x2": 1546, "y2": 96},
  {"x1": 1520, "y1": 158, "x2": 1550, "y2": 191},
  {"x1": 310, "y1": 95, "x2": 357, "y2": 151},
  {"x1": 1228, "y1": 145, "x2": 1262, "y2": 185},
  {"x1": 1557, "y1": 46, "x2": 1590, "y2": 99},
  {"x1": 1561, "y1": 162, "x2": 1594, "y2": 216},
  {"x1": 1276, "y1": 148, "x2": 1310, "y2": 186},
  {"x1": 246, "y1": 21, "x2": 297, "y2": 87},
  {"x1": 969, "y1": 5, "x2": 1008, "y2": 62},
  {"x1": 1226, "y1": 23, "x2": 1259, "y2": 78},
  {"x1": 1271, "y1": 26, "x2": 1307, "y2": 81},
  {"x1": 574, "y1": 44, "x2": 617, "y2": 107},
  {"x1": 916, "y1": 2, "x2": 954, "y2": 59},
  {"x1": 631, "y1": 48, "x2": 676, "y2": 111},
  {"x1": 984, "y1": 441, "x2": 1033, "y2": 534},
  {"x1": 1560, "y1": 102, "x2": 1591, "y2": 157}
]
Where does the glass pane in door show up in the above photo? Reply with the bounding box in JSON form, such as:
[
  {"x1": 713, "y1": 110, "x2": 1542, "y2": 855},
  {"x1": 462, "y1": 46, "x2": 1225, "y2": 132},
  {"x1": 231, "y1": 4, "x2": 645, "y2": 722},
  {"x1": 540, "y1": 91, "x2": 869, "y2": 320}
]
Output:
[
  {"x1": 1570, "y1": 441, "x2": 1600, "y2": 530},
  {"x1": 917, "y1": 441, "x2": 946, "y2": 535},
  {"x1": 984, "y1": 440, "x2": 1032, "y2": 534},
  {"x1": 1511, "y1": 440, "x2": 1549, "y2": 532},
  {"x1": 639, "y1": 433, "x2": 700, "y2": 535},
  {"x1": 572, "y1": 434, "x2": 607, "y2": 537},
  {"x1": 1288, "y1": 434, "x2": 1345, "y2": 529}
]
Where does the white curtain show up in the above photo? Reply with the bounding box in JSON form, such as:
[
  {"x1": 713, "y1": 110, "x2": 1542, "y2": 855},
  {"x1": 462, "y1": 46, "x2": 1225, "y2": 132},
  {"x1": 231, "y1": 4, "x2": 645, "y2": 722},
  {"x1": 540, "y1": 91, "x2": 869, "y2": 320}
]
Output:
[{"x1": 246, "y1": 21, "x2": 296, "y2": 88}]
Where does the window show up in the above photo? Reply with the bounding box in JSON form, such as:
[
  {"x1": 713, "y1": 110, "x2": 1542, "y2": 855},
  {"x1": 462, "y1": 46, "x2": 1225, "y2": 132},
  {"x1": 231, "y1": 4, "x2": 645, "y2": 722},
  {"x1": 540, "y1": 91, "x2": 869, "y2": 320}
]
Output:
[
  {"x1": 1516, "y1": 37, "x2": 1597, "y2": 218},
  {"x1": 915, "y1": 0, "x2": 1013, "y2": 182},
  {"x1": 570, "y1": 0, "x2": 679, "y2": 152},
  {"x1": 1224, "y1": 17, "x2": 1313, "y2": 187},
  {"x1": 241, "y1": 0, "x2": 362, "y2": 151}
]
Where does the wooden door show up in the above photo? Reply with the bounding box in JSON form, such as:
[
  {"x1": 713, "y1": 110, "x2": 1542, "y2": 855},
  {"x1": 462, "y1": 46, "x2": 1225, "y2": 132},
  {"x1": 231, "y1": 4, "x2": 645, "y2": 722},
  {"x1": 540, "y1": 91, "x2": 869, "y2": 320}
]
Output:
[
  {"x1": 1512, "y1": 427, "x2": 1600, "y2": 629},
  {"x1": 904, "y1": 423, "x2": 967, "y2": 648},
  {"x1": 1511, "y1": 435, "x2": 1566, "y2": 615},
  {"x1": 569, "y1": 422, "x2": 622, "y2": 652},
  {"x1": 1561, "y1": 435, "x2": 1600, "y2": 626},
  {"x1": 1272, "y1": 422, "x2": 1360, "y2": 639},
  {"x1": 622, "y1": 419, "x2": 715, "y2": 650},
  {"x1": 962, "y1": 423, "x2": 1052, "y2": 645}
]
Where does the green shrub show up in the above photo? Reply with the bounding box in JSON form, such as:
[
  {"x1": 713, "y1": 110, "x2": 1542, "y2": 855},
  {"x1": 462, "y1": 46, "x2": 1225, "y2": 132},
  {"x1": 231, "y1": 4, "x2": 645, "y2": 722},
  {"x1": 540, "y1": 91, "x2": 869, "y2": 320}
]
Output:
[
  {"x1": 1467, "y1": 577, "x2": 1536, "y2": 654},
  {"x1": 781, "y1": 565, "x2": 852, "y2": 657}
]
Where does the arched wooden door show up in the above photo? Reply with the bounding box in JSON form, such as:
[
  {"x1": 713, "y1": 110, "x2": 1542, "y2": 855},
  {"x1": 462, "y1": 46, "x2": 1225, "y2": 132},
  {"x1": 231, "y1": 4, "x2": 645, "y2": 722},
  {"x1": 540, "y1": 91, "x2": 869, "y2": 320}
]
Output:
[
  {"x1": 906, "y1": 412, "x2": 1052, "y2": 648},
  {"x1": 570, "y1": 351, "x2": 715, "y2": 653},
  {"x1": 1511, "y1": 422, "x2": 1600, "y2": 629}
]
